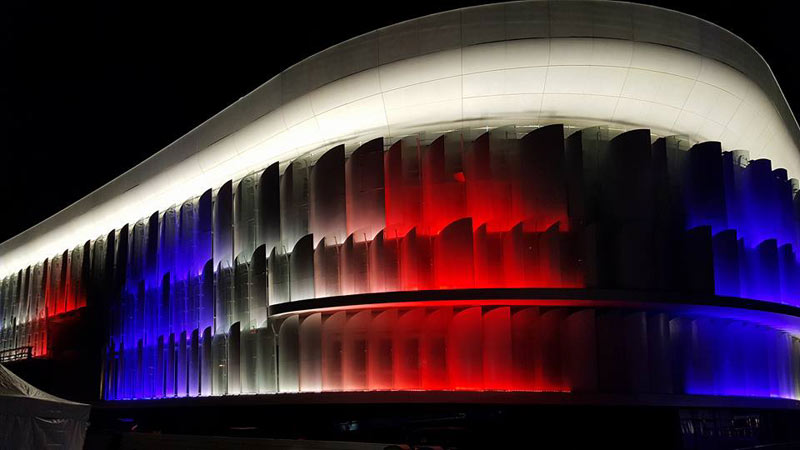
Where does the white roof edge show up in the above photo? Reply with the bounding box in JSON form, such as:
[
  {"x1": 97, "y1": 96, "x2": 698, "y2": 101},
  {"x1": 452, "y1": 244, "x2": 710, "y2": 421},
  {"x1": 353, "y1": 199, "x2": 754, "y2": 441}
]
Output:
[{"x1": 1, "y1": 0, "x2": 797, "y2": 267}]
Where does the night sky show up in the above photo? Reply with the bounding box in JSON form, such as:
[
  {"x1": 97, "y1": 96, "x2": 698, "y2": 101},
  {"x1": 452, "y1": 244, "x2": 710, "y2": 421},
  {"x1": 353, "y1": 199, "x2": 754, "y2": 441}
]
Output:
[{"x1": 0, "y1": 0, "x2": 795, "y2": 243}]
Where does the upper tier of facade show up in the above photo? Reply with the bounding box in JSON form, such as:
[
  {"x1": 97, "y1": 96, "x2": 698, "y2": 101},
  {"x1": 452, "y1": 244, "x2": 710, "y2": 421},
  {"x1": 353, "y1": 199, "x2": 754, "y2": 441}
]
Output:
[{"x1": 2, "y1": 0, "x2": 799, "y2": 276}]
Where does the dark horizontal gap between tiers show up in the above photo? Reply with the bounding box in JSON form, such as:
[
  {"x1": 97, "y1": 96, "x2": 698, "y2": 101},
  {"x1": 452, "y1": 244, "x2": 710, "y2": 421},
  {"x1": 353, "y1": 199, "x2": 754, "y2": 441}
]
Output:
[{"x1": 267, "y1": 288, "x2": 800, "y2": 318}]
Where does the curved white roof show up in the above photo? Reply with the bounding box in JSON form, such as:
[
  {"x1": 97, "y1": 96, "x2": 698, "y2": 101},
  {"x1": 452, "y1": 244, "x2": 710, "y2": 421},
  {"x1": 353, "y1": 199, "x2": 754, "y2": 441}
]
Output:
[{"x1": 2, "y1": 0, "x2": 798, "y2": 276}]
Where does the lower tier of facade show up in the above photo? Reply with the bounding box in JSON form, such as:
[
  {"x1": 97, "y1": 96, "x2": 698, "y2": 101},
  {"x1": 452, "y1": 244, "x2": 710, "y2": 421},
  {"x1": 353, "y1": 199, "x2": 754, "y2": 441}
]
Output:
[{"x1": 102, "y1": 295, "x2": 800, "y2": 401}]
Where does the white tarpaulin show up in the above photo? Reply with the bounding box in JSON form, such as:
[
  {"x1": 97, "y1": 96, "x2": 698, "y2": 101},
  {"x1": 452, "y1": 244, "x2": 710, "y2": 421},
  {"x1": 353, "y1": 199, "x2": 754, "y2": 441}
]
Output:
[{"x1": 0, "y1": 363, "x2": 89, "y2": 449}]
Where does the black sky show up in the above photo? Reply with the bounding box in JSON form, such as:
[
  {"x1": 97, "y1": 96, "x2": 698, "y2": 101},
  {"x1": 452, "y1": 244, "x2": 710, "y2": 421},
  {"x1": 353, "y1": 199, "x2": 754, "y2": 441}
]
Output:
[{"x1": 0, "y1": 0, "x2": 796, "y2": 243}]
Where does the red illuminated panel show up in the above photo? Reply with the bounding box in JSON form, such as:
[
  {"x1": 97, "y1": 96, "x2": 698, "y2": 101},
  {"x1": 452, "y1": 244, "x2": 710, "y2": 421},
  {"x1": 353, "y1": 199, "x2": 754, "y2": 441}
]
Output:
[
  {"x1": 342, "y1": 310, "x2": 370, "y2": 390},
  {"x1": 377, "y1": 127, "x2": 581, "y2": 294},
  {"x1": 394, "y1": 308, "x2": 424, "y2": 389},
  {"x1": 511, "y1": 307, "x2": 539, "y2": 390},
  {"x1": 279, "y1": 304, "x2": 578, "y2": 394},
  {"x1": 473, "y1": 225, "x2": 505, "y2": 288},
  {"x1": 420, "y1": 307, "x2": 451, "y2": 390},
  {"x1": 421, "y1": 135, "x2": 467, "y2": 235},
  {"x1": 44, "y1": 257, "x2": 56, "y2": 316},
  {"x1": 367, "y1": 230, "x2": 401, "y2": 293},
  {"x1": 399, "y1": 228, "x2": 434, "y2": 291},
  {"x1": 384, "y1": 138, "x2": 421, "y2": 232},
  {"x1": 43, "y1": 249, "x2": 86, "y2": 318},
  {"x1": 367, "y1": 309, "x2": 396, "y2": 389},
  {"x1": 57, "y1": 251, "x2": 68, "y2": 315},
  {"x1": 63, "y1": 251, "x2": 74, "y2": 313},
  {"x1": 503, "y1": 222, "x2": 547, "y2": 287},
  {"x1": 539, "y1": 309, "x2": 569, "y2": 391},
  {"x1": 483, "y1": 307, "x2": 512, "y2": 390},
  {"x1": 464, "y1": 132, "x2": 513, "y2": 232},
  {"x1": 434, "y1": 219, "x2": 475, "y2": 289},
  {"x1": 447, "y1": 307, "x2": 483, "y2": 389}
]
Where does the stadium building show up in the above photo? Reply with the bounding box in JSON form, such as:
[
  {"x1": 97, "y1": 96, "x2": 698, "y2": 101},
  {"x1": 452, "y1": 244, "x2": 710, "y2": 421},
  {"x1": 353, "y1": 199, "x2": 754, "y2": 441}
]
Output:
[{"x1": 3, "y1": 1, "x2": 800, "y2": 447}]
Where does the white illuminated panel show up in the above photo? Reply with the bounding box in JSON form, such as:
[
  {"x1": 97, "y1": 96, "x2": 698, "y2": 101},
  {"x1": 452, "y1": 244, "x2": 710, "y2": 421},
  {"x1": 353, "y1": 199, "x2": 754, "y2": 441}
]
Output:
[{"x1": 1, "y1": 32, "x2": 798, "y2": 276}]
